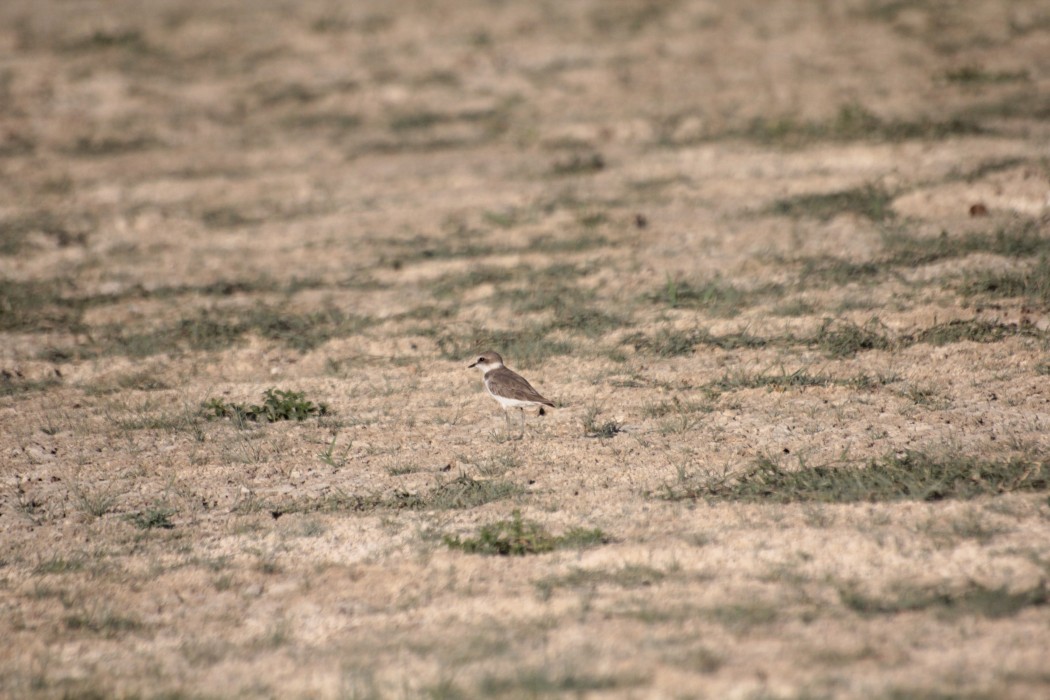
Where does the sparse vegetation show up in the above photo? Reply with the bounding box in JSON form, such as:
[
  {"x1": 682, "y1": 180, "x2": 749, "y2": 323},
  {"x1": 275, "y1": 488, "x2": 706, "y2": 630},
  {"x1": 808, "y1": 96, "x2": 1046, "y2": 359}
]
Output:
[
  {"x1": 444, "y1": 510, "x2": 607, "y2": 556},
  {"x1": 770, "y1": 183, "x2": 895, "y2": 222},
  {"x1": 841, "y1": 580, "x2": 1047, "y2": 619},
  {"x1": 4, "y1": 2, "x2": 1050, "y2": 698},
  {"x1": 205, "y1": 388, "x2": 330, "y2": 423},
  {"x1": 662, "y1": 452, "x2": 1050, "y2": 503}
]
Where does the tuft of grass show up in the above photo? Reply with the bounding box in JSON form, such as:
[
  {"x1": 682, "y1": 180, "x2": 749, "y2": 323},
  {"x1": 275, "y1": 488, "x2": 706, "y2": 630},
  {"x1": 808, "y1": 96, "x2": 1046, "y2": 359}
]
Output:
[
  {"x1": 94, "y1": 301, "x2": 372, "y2": 357},
  {"x1": 64, "y1": 607, "x2": 144, "y2": 637},
  {"x1": 550, "y1": 152, "x2": 605, "y2": 176},
  {"x1": 205, "y1": 388, "x2": 329, "y2": 423},
  {"x1": 813, "y1": 317, "x2": 893, "y2": 357},
  {"x1": 435, "y1": 325, "x2": 573, "y2": 369},
  {"x1": 70, "y1": 481, "x2": 123, "y2": 518},
  {"x1": 944, "y1": 66, "x2": 1030, "y2": 85},
  {"x1": 709, "y1": 368, "x2": 834, "y2": 392},
  {"x1": 389, "y1": 110, "x2": 448, "y2": 132},
  {"x1": 0, "y1": 278, "x2": 86, "y2": 333},
  {"x1": 657, "y1": 276, "x2": 779, "y2": 316},
  {"x1": 33, "y1": 555, "x2": 86, "y2": 575},
  {"x1": 743, "y1": 103, "x2": 985, "y2": 147},
  {"x1": 840, "y1": 581, "x2": 1048, "y2": 620},
  {"x1": 0, "y1": 371, "x2": 62, "y2": 397},
  {"x1": 912, "y1": 319, "x2": 1027, "y2": 346},
  {"x1": 704, "y1": 601, "x2": 780, "y2": 632},
  {"x1": 444, "y1": 510, "x2": 607, "y2": 556},
  {"x1": 538, "y1": 564, "x2": 666, "y2": 592},
  {"x1": 625, "y1": 327, "x2": 766, "y2": 357},
  {"x1": 884, "y1": 221, "x2": 1049, "y2": 267},
  {"x1": 770, "y1": 183, "x2": 895, "y2": 222},
  {"x1": 582, "y1": 403, "x2": 622, "y2": 439},
  {"x1": 65, "y1": 28, "x2": 150, "y2": 52},
  {"x1": 481, "y1": 669, "x2": 646, "y2": 696},
  {"x1": 124, "y1": 505, "x2": 176, "y2": 530},
  {"x1": 798, "y1": 256, "x2": 882, "y2": 287},
  {"x1": 416, "y1": 474, "x2": 522, "y2": 510},
  {"x1": 662, "y1": 452, "x2": 1050, "y2": 504},
  {"x1": 963, "y1": 255, "x2": 1050, "y2": 308}
]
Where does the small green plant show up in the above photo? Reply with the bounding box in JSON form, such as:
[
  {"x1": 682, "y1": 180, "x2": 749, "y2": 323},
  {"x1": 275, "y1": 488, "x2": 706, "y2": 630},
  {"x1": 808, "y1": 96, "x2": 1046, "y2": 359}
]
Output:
[
  {"x1": 840, "y1": 580, "x2": 1048, "y2": 620},
  {"x1": 770, "y1": 183, "x2": 895, "y2": 222},
  {"x1": 317, "y1": 434, "x2": 350, "y2": 468},
  {"x1": 418, "y1": 474, "x2": 522, "y2": 510},
  {"x1": 813, "y1": 317, "x2": 893, "y2": 357},
  {"x1": 205, "y1": 388, "x2": 329, "y2": 423},
  {"x1": 661, "y1": 452, "x2": 1050, "y2": 504},
  {"x1": 125, "y1": 505, "x2": 176, "y2": 530},
  {"x1": 445, "y1": 510, "x2": 607, "y2": 556},
  {"x1": 582, "y1": 403, "x2": 622, "y2": 438}
]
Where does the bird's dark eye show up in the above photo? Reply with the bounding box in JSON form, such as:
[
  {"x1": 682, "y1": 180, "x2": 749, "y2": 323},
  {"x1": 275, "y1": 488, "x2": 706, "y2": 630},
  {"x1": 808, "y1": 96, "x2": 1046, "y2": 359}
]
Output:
[{"x1": 477, "y1": 357, "x2": 484, "y2": 362}]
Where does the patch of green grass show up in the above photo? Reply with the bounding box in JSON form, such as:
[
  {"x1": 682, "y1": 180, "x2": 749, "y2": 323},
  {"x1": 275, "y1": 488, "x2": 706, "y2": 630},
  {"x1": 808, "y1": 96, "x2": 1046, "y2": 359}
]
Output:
[
  {"x1": 205, "y1": 388, "x2": 329, "y2": 423},
  {"x1": 550, "y1": 152, "x2": 605, "y2": 176},
  {"x1": 709, "y1": 367, "x2": 835, "y2": 392},
  {"x1": 415, "y1": 474, "x2": 522, "y2": 510},
  {"x1": 538, "y1": 564, "x2": 666, "y2": 592},
  {"x1": 944, "y1": 66, "x2": 1030, "y2": 85},
  {"x1": 282, "y1": 111, "x2": 362, "y2": 135},
  {"x1": 526, "y1": 232, "x2": 611, "y2": 254},
  {"x1": 480, "y1": 669, "x2": 646, "y2": 696},
  {"x1": 911, "y1": 319, "x2": 1029, "y2": 346},
  {"x1": 662, "y1": 452, "x2": 1050, "y2": 504},
  {"x1": 0, "y1": 211, "x2": 91, "y2": 256},
  {"x1": 429, "y1": 265, "x2": 510, "y2": 298},
  {"x1": 883, "y1": 221, "x2": 1049, "y2": 267},
  {"x1": 69, "y1": 480, "x2": 123, "y2": 518},
  {"x1": 69, "y1": 133, "x2": 160, "y2": 157},
  {"x1": 33, "y1": 555, "x2": 86, "y2": 575},
  {"x1": 624, "y1": 327, "x2": 766, "y2": 357},
  {"x1": 0, "y1": 278, "x2": 86, "y2": 333},
  {"x1": 798, "y1": 256, "x2": 882, "y2": 286},
  {"x1": 124, "y1": 505, "x2": 176, "y2": 530},
  {"x1": 840, "y1": 581, "x2": 1048, "y2": 620},
  {"x1": 813, "y1": 317, "x2": 893, "y2": 357},
  {"x1": 388, "y1": 110, "x2": 448, "y2": 132},
  {"x1": 435, "y1": 325, "x2": 573, "y2": 369},
  {"x1": 770, "y1": 183, "x2": 895, "y2": 222},
  {"x1": 65, "y1": 28, "x2": 150, "y2": 52},
  {"x1": 0, "y1": 372, "x2": 62, "y2": 397},
  {"x1": 771, "y1": 298, "x2": 816, "y2": 317},
  {"x1": 101, "y1": 305, "x2": 372, "y2": 357},
  {"x1": 743, "y1": 103, "x2": 985, "y2": 147},
  {"x1": 582, "y1": 403, "x2": 622, "y2": 439},
  {"x1": 444, "y1": 510, "x2": 607, "y2": 556},
  {"x1": 65, "y1": 607, "x2": 144, "y2": 637},
  {"x1": 963, "y1": 255, "x2": 1050, "y2": 308},
  {"x1": 704, "y1": 601, "x2": 780, "y2": 632},
  {"x1": 657, "y1": 276, "x2": 779, "y2": 316},
  {"x1": 644, "y1": 396, "x2": 713, "y2": 434}
]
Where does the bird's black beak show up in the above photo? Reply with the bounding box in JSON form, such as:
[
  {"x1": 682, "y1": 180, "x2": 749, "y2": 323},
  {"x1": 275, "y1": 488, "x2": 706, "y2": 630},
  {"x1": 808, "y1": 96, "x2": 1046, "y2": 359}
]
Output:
[{"x1": 467, "y1": 361, "x2": 477, "y2": 368}]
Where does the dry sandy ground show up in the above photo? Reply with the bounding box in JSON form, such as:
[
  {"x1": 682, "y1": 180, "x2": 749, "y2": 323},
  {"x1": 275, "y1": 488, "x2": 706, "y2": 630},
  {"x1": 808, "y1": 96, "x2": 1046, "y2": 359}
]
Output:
[{"x1": 2, "y1": 1, "x2": 1050, "y2": 698}]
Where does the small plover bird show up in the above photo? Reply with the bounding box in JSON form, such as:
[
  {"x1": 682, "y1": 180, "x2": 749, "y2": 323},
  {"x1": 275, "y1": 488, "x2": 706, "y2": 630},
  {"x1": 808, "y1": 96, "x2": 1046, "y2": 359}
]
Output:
[{"x1": 468, "y1": 350, "x2": 554, "y2": 439}]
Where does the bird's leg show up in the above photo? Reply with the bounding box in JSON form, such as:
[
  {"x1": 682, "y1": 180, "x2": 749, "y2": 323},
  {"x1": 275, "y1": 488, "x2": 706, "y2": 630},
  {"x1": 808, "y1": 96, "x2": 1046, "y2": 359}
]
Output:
[
  {"x1": 503, "y1": 409, "x2": 512, "y2": 436},
  {"x1": 518, "y1": 408, "x2": 525, "y2": 439}
]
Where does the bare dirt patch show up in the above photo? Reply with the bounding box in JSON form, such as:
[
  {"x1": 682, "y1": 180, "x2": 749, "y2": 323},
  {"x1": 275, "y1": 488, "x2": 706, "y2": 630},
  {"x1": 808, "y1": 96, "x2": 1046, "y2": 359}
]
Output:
[{"x1": 2, "y1": 1, "x2": 1050, "y2": 697}]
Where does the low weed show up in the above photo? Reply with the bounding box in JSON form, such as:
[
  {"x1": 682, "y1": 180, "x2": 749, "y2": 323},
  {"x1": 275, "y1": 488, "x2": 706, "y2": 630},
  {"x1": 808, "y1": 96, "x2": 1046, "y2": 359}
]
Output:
[
  {"x1": 444, "y1": 510, "x2": 607, "y2": 556},
  {"x1": 840, "y1": 580, "x2": 1048, "y2": 620},
  {"x1": 813, "y1": 317, "x2": 893, "y2": 357},
  {"x1": 769, "y1": 183, "x2": 894, "y2": 222},
  {"x1": 582, "y1": 402, "x2": 622, "y2": 438},
  {"x1": 205, "y1": 388, "x2": 329, "y2": 423},
  {"x1": 662, "y1": 452, "x2": 1050, "y2": 503},
  {"x1": 124, "y1": 505, "x2": 176, "y2": 530}
]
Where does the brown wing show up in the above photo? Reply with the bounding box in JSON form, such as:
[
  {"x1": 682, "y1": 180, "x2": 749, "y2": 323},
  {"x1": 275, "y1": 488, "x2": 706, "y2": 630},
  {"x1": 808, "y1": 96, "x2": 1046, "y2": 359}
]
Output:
[{"x1": 486, "y1": 368, "x2": 555, "y2": 406}]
